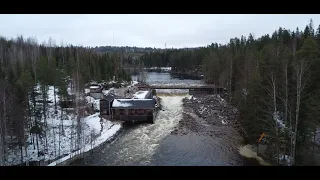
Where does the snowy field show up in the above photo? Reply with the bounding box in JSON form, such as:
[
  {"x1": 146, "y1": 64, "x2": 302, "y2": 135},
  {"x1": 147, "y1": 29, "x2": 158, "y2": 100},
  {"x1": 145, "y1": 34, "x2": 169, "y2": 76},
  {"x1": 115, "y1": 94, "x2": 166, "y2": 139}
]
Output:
[{"x1": 5, "y1": 81, "x2": 138, "y2": 166}]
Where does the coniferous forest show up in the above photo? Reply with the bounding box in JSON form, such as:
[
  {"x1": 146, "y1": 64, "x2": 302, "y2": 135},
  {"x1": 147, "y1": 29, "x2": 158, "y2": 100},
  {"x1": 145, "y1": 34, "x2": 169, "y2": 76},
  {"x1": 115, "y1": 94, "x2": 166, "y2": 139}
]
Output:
[{"x1": 140, "y1": 19, "x2": 320, "y2": 165}]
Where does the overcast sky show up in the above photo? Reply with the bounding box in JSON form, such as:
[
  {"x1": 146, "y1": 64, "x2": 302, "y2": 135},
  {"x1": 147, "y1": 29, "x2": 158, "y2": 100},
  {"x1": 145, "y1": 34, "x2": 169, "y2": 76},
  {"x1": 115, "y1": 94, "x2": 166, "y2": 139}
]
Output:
[{"x1": 0, "y1": 14, "x2": 320, "y2": 48}]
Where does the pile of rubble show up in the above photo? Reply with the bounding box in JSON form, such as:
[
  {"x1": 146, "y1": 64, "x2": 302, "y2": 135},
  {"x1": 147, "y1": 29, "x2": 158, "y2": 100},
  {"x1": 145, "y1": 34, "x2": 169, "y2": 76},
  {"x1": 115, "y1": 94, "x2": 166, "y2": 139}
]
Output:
[
  {"x1": 183, "y1": 95, "x2": 239, "y2": 125},
  {"x1": 171, "y1": 94, "x2": 245, "y2": 138}
]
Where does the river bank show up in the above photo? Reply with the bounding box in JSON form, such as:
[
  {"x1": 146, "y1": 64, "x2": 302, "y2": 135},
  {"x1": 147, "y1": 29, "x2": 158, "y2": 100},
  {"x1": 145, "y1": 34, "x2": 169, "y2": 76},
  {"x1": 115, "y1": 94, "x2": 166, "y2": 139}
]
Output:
[
  {"x1": 48, "y1": 81, "x2": 142, "y2": 166},
  {"x1": 171, "y1": 94, "x2": 240, "y2": 137},
  {"x1": 171, "y1": 94, "x2": 268, "y2": 165}
]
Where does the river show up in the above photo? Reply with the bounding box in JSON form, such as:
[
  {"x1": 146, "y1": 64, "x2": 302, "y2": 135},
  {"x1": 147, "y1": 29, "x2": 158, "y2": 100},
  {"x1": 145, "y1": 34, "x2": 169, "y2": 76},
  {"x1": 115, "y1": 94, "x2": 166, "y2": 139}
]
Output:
[{"x1": 70, "y1": 72, "x2": 256, "y2": 166}]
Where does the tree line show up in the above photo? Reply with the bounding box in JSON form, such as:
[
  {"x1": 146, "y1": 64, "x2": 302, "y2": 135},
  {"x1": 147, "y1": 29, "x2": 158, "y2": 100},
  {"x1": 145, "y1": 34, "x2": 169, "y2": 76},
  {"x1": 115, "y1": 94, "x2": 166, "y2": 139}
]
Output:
[
  {"x1": 139, "y1": 48, "x2": 204, "y2": 70},
  {"x1": 139, "y1": 19, "x2": 320, "y2": 165},
  {"x1": 94, "y1": 46, "x2": 158, "y2": 53},
  {"x1": 93, "y1": 45, "x2": 200, "y2": 54},
  {"x1": 0, "y1": 36, "x2": 131, "y2": 165}
]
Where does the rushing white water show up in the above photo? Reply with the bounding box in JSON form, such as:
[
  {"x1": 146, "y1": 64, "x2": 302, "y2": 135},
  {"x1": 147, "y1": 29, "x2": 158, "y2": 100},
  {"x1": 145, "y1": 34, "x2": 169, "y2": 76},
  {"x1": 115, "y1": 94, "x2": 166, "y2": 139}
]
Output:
[
  {"x1": 81, "y1": 95, "x2": 187, "y2": 166},
  {"x1": 116, "y1": 96, "x2": 186, "y2": 165}
]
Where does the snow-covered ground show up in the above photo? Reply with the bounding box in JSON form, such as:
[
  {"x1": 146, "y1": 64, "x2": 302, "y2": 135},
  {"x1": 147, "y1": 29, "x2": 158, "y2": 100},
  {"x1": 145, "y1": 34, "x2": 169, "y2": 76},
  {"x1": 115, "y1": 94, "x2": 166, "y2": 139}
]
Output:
[
  {"x1": 85, "y1": 96, "x2": 100, "y2": 111},
  {"x1": 47, "y1": 114, "x2": 121, "y2": 166},
  {"x1": 5, "y1": 81, "x2": 140, "y2": 166},
  {"x1": 114, "y1": 81, "x2": 139, "y2": 98}
]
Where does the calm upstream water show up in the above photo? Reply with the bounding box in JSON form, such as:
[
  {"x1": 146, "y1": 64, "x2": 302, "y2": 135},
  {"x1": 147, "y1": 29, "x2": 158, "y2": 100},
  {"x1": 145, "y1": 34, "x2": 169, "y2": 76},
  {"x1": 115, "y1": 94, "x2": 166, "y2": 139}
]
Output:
[
  {"x1": 131, "y1": 72, "x2": 205, "y2": 85},
  {"x1": 70, "y1": 72, "x2": 253, "y2": 166}
]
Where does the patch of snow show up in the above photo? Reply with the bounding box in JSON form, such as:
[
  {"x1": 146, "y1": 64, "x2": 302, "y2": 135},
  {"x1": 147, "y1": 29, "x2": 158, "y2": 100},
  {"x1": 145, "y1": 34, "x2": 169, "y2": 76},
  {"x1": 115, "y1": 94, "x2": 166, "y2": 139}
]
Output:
[
  {"x1": 147, "y1": 67, "x2": 171, "y2": 71},
  {"x1": 278, "y1": 154, "x2": 291, "y2": 166},
  {"x1": 112, "y1": 99, "x2": 133, "y2": 108},
  {"x1": 242, "y1": 88, "x2": 249, "y2": 96},
  {"x1": 85, "y1": 96, "x2": 100, "y2": 111},
  {"x1": 132, "y1": 81, "x2": 139, "y2": 85},
  {"x1": 84, "y1": 113, "x2": 103, "y2": 132},
  {"x1": 89, "y1": 86, "x2": 101, "y2": 89},
  {"x1": 221, "y1": 119, "x2": 228, "y2": 125},
  {"x1": 161, "y1": 67, "x2": 171, "y2": 71},
  {"x1": 47, "y1": 86, "x2": 60, "y2": 103},
  {"x1": 216, "y1": 95, "x2": 226, "y2": 105},
  {"x1": 313, "y1": 128, "x2": 320, "y2": 145},
  {"x1": 67, "y1": 87, "x2": 74, "y2": 95},
  {"x1": 102, "y1": 90, "x2": 110, "y2": 96},
  {"x1": 274, "y1": 111, "x2": 285, "y2": 129},
  {"x1": 133, "y1": 91, "x2": 149, "y2": 99},
  {"x1": 88, "y1": 81, "x2": 98, "y2": 85},
  {"x1": 84, "y1": 88, "x2": 90, "y2": 94}
]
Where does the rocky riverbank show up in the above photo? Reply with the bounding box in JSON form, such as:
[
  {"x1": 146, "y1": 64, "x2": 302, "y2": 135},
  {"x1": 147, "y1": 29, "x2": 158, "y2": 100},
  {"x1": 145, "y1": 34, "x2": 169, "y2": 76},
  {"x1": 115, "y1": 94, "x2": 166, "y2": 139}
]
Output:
[
  {"x1": 171, "y1": 94, "x2": 244, "y2": 138},
  {"x1": 170, "y1": 94, "x2": 266, "y2": 166}
]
